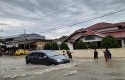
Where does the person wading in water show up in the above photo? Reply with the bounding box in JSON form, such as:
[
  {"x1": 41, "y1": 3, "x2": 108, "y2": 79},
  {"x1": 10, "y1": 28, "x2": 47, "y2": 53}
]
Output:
[
  {"x1": 66, "y1": 50, "x2": 72, "y2": 59},
  {"x1": 94, "y1": 49, "x2": 98, "y2": 59},
  {"x1": 105, "y1": 48, "x2": 112, "y2": 59}
]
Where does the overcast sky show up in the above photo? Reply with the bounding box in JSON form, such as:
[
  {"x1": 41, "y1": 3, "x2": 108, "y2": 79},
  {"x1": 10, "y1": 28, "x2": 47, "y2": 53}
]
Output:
[{"x1": 0, "y1": 0, "x2": 125, "y2": 39}]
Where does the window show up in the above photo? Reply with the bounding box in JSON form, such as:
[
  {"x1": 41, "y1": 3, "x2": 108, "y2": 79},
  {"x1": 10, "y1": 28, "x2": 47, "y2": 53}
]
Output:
[
  {"x1": 39, "y1": 53, "x2": 45, "y2": 57},
  {"x1": 30, "y1": 52, "x2": 39, "y2": 57},
  {"x1": 85, "y1": 36, "x2": 95, "y2": 40},
  {"x1": 30, "y1": 52, "x2": 46, "y2": 57}
]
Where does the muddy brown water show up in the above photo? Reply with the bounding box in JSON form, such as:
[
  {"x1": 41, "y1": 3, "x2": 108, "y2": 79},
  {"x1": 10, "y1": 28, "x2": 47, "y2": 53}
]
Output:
[{"x1": 0, "y1": 56, "x2": 125, "y2": 80}]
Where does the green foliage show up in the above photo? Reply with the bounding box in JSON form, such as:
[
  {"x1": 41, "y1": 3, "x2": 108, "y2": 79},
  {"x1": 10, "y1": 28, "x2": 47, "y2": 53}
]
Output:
[
  {"x1": 43, "y1": 43, "x2": 51, "y2": 50},
  {"x1": 88, "y1": 42, "x2": 98, "y2": 49},
  {"x1": 51, "y1": 42, "x2": 59, "y2": 50},
  {"x1": 75, "y1": 40, "x2": 87, "y2": 49},
  {"x1": 101, "y1": 35, "x2": 121, "y2": 48},
  {"x1": 60, "y1": 42, "x2": 69, "y2": 50}
]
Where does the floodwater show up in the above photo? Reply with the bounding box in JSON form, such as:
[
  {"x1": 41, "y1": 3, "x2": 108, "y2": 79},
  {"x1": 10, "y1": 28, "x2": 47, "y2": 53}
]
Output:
[{"x1": 0, "y1": 56, "x2": 125, "y2": 80}]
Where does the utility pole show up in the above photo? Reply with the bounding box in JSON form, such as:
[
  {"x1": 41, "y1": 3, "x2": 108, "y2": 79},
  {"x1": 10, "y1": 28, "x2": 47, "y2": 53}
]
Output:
[
  {"x1": 24, "y1": 30, "x2": 26, "y2": 54},
  {"x1": 0, "y1": 29, "x2": 4, "y2": 76},
  {"x1": 0, "y1": 29, "x2": 3, "y2": 48}
]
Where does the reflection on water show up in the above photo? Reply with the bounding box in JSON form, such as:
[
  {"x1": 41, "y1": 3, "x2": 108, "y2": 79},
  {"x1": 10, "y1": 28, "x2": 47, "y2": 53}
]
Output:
[{"x1": 0, "y1": 56, "x2": 125, "y2": 80}]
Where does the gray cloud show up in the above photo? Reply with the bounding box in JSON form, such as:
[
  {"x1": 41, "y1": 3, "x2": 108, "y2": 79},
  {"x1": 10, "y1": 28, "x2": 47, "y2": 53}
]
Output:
[{"x1": 0, "y1": 0, "x2": 125, "y2": 39}]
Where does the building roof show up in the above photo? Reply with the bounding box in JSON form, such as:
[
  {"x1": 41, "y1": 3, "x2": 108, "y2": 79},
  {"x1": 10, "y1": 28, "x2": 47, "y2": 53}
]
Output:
[
  {"x1": 64, "y1": 22, "x2": 125, "y2": 43},
  {"x1": 86, "y1": 22, "x2": 125, "y2": 30},
  {"x1": 74, "y1": 28, "x2": 86, "y2": 33},
  {"x1": 85, "y1": 22, "x2": 112, "y2": 30},
  {"x1": 7, "y1": 39, "x2": 53, "y2": 45},
  {"x1": 115, "y1": 22, "x2": 125, "y2": 26},
  {"x1": 7, "y1": 40, "x2": 37, "y2": 45},
  {"x1": 105, "y1": 30, "x2": 125, "y2": 38},
  {"x1": 82, "y1": 30, "x2": 105, "y2": 37},
  {"x1": 4, "y1": 33, "x2": 45, "y2": 40},
  {"x1": 65, "y1": 30, "x2": 105, "y2": 42}
]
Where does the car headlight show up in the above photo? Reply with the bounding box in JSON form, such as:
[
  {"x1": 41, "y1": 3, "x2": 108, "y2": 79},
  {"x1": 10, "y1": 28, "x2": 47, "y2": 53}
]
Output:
[{"x1": 56, "y1": 59, "x2": 62, "y2": 62}]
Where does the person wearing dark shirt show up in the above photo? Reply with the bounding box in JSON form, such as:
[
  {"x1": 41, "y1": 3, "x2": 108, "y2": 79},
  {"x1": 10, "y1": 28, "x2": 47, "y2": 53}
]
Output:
[
  {"x1": 103, "y1": 51, "x2": 108, "y2": 61},
  {"x1": 94, "y1": 49, "x2": 98, "y2": 59},
  {"x1": 105, "y1": 48, "x2": 112, "y2": 59},
  {"x1": 67, "y1": 50, "x2": 72, "y2": 59}
]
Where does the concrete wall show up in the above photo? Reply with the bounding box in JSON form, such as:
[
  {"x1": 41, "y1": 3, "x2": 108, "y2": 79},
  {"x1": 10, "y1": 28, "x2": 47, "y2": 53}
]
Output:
[{"x1": 56, "y1": 48, "x2": 125, "y2": 58}]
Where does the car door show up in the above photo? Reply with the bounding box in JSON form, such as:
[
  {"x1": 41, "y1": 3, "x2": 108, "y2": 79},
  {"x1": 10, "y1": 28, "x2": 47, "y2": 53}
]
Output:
[
  {"x1": 39, "y1": 53, "x2": 49, "y2": 65},
  {"x1": 30, "y1": 52, "x2": 40, "y2": 64}
]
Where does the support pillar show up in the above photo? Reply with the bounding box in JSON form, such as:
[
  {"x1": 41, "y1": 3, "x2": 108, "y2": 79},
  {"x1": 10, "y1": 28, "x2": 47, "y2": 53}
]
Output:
[
  {"x1": 67, "y1": 42, "x2": 73, "y2": 50},
  {"x1": 121, "y1": 39, "x2": 125, "y2": 47}
]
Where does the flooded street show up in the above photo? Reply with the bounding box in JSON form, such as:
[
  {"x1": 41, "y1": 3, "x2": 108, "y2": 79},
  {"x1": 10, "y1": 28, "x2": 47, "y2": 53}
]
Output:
[{"x1": 0, "y1": 56, "x2": 125, "y2": 80}]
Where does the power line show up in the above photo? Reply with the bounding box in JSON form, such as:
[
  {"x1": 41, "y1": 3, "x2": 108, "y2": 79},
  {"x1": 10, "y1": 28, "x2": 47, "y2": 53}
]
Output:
[
  {"x1": 0, "y1": 0, "x2": 77, "y2": 24},
  {"x1": 3, "y1": 1, "x2": 125, "y2": 34},
  {"x1": 38, "y1": 0, "x2": 119, "y2": 21},
  {"x1": 4, "y1": 1, "x2": 121, "y2": 27},
  {"x1": 0, "y1": 0, "x2": 78, "y2": 33},
  {"x1": 36, "y1": 0, "x2": 77, "y2": 17},
  {"x1": 30, "y1": 1, "x2": 124, "y2": 31},
  {"x1": 39, "y1": 7, "x2": 125, "y2": 33}
]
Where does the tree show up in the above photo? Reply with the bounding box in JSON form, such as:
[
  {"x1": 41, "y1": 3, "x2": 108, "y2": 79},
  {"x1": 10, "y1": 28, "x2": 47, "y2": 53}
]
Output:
[
  {"x1": 75, "y1": 40, "x2": 87, "y2": 49},
  {"x1": 43, "y1": 43, "x2": 51, "y2": 50},
  {"x1": 51, "y1": 42, "x2": 59, "y2": 50},
  {"x1": 101, "y1": 35, "x2": 121, "y2": 48},
  {"x1": 88, "y1": 42, "x2": 98, "y2": 49},
  {"x1": 60, "y1": 42, "x2": 69, "y2": 50}
]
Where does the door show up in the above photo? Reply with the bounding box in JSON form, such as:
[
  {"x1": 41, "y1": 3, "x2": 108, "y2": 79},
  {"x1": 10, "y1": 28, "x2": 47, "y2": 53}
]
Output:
[
  {"x1": 30, "y1": 52, "x2": 40, "y2": 64},
  {"x1": 38, "y1": 53, "x2": 49, "y2": 65}
]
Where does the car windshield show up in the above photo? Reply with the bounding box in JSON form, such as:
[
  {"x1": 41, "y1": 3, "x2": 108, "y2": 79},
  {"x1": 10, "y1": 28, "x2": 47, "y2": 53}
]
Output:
[{"x1": 45, "y1": 51, "x2": 60, "y2": 57}]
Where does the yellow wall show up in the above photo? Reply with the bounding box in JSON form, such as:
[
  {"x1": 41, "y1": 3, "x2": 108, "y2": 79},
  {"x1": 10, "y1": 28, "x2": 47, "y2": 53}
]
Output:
[
  {"x1": 34, "y1": 41, "x2": 52, "y2": 50},
  {"x1": 56, "y1": 48, "x2": 125, "y2": 58}
]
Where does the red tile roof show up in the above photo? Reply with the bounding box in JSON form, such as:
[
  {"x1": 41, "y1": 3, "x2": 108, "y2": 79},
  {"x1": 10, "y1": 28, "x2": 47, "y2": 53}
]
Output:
[
  {"x1": 65, "y1": 30, "x2": 105, "y2": 42},
  {"x1": 86, "y1": 22, "x2": 125, "y2": 30},
  {"x1": 64, "y1": 22, "x2": 125, "y2": 42},
  {"x1": 85, "y1": 22, "x2": 114, "y2": 30},
  {"x1": 82, "y1": 30, "x2": 105, "y2": 37},
  {"x1": 75, "y1": 28, "x2": 86, "y2": 33},
  {"x1": 115, "y1": 22, "x2": 125, "y2": 26},
  {"x1": 105, "y1": 30, "x2": 125, "y2": 38}
]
